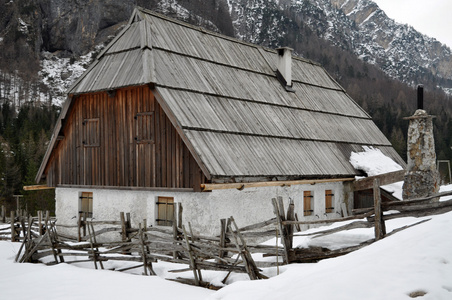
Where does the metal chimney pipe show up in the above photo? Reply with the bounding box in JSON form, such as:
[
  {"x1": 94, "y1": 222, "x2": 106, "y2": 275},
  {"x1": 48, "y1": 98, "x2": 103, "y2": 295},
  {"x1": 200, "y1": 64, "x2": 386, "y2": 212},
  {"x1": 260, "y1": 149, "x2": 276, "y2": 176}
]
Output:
[{"x1": 417, "y1": 84, "x2": 424, "y2": 110}]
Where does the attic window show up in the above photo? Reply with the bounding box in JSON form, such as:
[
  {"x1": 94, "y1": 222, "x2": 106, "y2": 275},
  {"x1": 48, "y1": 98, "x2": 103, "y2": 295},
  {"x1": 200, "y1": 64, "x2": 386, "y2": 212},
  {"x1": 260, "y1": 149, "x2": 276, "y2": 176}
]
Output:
[
  {"x1": 325, "y1": 190, "x2": 334, "y2": 214},
  {"x1": 303, "y1": 191, "x2": 314, "y2": 216},
  {"x1": 83, "y1": 118, "x2": 100, "y2": 147},
  {"x1": 135, "y1": 112, "x2": 154, "y2": 143}
]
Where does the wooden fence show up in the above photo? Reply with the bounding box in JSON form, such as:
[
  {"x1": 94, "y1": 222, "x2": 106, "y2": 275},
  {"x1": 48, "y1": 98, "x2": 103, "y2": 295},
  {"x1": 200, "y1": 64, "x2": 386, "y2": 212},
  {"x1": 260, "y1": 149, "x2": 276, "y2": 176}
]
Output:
[
  {"x1": 4, "y1": 186, "x2": 452, "y2": 289},
  {"x1": 0, "y1": 208, "x2": 54, "y2": 242}
]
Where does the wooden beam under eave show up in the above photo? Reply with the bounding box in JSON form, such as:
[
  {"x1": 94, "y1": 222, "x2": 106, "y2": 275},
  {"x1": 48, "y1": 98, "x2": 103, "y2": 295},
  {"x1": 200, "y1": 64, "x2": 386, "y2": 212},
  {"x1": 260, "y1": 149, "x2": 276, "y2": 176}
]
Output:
[
  {"x1": 201, "y1": 177, "x2": 356, "y2": 192},
  {"x1": 23, "y1": 185, "x2": 55, "y2": 191},
  {"x1": 353, "y1": 170, "x2": 405, "y2": 191}
]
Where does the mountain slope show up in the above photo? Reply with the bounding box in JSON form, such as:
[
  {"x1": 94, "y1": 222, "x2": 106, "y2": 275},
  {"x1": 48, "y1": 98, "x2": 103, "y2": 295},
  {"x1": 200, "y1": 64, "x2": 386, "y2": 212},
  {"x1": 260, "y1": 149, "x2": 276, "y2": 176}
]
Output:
[{"x1": 226, "y1": 0, "x2": 452, "y2": 92}]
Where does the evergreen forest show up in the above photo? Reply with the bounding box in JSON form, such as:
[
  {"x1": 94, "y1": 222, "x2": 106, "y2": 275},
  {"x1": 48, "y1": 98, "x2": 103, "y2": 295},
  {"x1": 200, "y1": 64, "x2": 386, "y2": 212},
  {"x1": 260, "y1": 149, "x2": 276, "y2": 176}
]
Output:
[{"x1": 0, "y1": 101, "x2": 59, "y2": 215}]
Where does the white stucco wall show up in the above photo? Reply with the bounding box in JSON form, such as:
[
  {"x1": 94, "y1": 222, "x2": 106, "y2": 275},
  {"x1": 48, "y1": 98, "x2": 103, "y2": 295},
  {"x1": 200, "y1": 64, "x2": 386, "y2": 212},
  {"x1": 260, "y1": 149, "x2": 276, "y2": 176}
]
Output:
[{"x1": 55, "y1": 181, "x2": 352, "y2": 241}]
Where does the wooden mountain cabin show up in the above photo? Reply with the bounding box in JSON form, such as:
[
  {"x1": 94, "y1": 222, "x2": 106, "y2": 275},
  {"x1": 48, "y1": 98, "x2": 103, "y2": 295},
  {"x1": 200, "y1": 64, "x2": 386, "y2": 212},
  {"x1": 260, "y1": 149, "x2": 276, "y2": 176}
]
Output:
[{"x1": 35, "y1": 7, "x2": 405, "y2": 237}]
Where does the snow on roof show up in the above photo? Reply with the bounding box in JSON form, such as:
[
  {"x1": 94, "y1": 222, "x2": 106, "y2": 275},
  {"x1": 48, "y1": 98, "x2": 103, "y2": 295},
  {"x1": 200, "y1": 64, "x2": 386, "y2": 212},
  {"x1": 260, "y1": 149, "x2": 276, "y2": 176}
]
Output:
[
  {"x1": 350, "y1": 146, "x2": 404, "y2": 199},
  {"x1": 350, "y1": 146, "x2": 452, "y2": 201},
  {"x1": 350, "y1": 146, "x2": 403, "y2": 177}
]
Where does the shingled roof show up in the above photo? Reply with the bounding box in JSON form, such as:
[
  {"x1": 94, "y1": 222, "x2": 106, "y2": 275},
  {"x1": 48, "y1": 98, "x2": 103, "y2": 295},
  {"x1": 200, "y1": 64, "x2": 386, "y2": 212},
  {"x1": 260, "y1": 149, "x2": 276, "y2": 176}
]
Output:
[{"x1": 37, "y1": 7, "x2": 405, "y2": 183}]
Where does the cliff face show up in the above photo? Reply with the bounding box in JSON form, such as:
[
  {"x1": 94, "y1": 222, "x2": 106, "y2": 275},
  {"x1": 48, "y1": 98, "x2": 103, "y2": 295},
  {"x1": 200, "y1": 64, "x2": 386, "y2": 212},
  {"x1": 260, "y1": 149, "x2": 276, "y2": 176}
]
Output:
[
  {"x1": 3, "y1": 0, "x2": 231, "y2": 57},
  {"x1": 39, "y1": 0, "x2": 136, "y2": 55}
]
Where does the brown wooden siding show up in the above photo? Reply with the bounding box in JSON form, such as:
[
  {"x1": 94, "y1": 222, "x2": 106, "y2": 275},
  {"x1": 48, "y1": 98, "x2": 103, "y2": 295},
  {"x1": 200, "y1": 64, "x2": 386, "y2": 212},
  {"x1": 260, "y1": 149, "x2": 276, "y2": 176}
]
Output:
[{"x1": 45, "y1": 85, "x2": 206, "y2": 190}]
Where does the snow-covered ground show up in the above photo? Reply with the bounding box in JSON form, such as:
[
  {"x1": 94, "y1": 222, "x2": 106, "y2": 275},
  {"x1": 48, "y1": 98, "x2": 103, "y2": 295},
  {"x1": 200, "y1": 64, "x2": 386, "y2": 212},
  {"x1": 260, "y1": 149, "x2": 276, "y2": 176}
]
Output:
[{"x1": 1, "y1": 210, "x2": 452, "y2": 300}]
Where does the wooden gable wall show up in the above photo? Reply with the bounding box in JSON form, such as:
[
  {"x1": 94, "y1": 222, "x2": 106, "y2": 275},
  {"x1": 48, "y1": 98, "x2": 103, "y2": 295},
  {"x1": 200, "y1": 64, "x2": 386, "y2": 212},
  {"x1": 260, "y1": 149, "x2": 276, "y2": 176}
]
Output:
[{"x1": 45, "y1": 85, "x2": 207, "y2": 190}]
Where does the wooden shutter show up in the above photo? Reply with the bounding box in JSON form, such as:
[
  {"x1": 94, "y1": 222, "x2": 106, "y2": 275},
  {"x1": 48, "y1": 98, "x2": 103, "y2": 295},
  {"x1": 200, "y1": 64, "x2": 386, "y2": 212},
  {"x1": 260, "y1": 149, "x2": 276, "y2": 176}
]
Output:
[
  {"x1": 303, "y1": 191, "x2": 313, "y2": 216},
  {"x1": 325, "y1": 190, "x2": 334, "y2": 213},
  {"x1": 157, "y1": 197, "x2": 174, "y2": 226},
  {"x1": 83, "y1": 118, "x2": 100, "y2": 147},
  {"x1": 135, "y1": 112, "x2": 154, "y2": 143},
  {"x1": 80, "y1": 192, "x2": 93, "y2": 217}
]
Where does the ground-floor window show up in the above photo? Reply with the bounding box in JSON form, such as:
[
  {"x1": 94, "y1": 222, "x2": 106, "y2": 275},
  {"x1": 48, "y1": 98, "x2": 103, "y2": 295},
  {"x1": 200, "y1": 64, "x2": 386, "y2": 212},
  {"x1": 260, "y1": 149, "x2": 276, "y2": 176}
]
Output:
[
  {"x1": 156, "y1": 197, "x2": 174, "y2": 226},
  {"x1": 325, "y1": 190, "x2": 334, "y2": 214},
  {"x1": 303, "y1": 191, "x2": 314, "y2": 216},
  {"x1": 79, "y1": 192, "x2": 93, "y2": 218}
]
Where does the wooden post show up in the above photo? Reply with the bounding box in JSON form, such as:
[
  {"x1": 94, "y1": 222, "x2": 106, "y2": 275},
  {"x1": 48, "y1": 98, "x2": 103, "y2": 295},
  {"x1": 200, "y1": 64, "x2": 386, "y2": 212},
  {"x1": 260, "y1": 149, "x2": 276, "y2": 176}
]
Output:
[
  {"x1": 120, "y1": 212, "x2": 127, "y2": 242},
  {"x1": 373, "y1": 178, "x2": 386, "y2": 240},
  {"x1": 177, "y1": 203, "x2": 183, "y2": 229},
  {"x1": 172, "y1": 206, "x2": 179, "y2": 259},
  {"x1": 1, "y1": 205, "x2": 5, "y2": 223},
  {"x1": 126, "y1": 212, "x2": 131, "y2": 240},
  {"x1": 77, "y1": 212, "x2": 82, "y2": 242},
  {"x1": 82, "y1": 212, "x2": 87, "y2": 237},
  {"x1": 87, "y1": 222, "x2": 98, "y2": 270},
  {"x1": 10, "y1": 211, "x2": 16, "y2": 242},
  {"x1": 228, "y1": 217, "x2": 266, "y2": 280},
  {"x1": 218, "y1": 218, "x2": 227, "y2": 261},
  {"x1": 286, "y1": 199, "x2": 295, "y2": 249},
  {"x1": 38, "y1": 211, "x2": 43, "y2": 236},
  {"x1": 272, "y1": 198, "x2": 289, "y2": 264},
  {"x1": 182, "y1": 225, "x2": 200, "y2": 286}
]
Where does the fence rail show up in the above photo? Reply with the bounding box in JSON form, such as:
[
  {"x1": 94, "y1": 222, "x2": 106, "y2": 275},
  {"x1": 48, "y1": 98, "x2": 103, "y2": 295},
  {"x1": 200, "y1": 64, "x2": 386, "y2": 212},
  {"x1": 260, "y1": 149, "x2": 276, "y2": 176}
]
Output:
[{"x1": 2, "y1": 185, "x2": 452, "y2": 289}]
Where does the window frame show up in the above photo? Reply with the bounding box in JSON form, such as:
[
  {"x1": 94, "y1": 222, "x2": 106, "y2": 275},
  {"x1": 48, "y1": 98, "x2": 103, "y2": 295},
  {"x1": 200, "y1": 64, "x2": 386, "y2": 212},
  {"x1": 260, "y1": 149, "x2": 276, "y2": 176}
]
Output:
[
  {"x1": 156, "y1": 196, "x2": 174, "y2": 226},
  {"x1": 303, "y1": 191, "x2": 314, "y2": 216},
  {"x1": 82, "y1": 118, "x2": 100, "y2": 147},
  {"x1": 79, "y1": 192, "x2": 93, "y2": 218},
  {"x1": 135, "y1": 112, "x2": 154, "y2": 144},
  {"x1": 325, "y1": 189, "x2": 335, "y2": 214}
]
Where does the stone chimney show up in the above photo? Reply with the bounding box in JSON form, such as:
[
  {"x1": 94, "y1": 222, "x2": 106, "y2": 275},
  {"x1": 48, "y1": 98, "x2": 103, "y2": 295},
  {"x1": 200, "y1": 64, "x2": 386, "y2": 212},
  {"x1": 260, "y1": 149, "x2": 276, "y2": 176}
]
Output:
[
  {"x1": 276, "y1": 47, "x2": 293, "y2": 90},
  {"x1": 402, "y1": 109, "x2": 440, "y2": 200}
]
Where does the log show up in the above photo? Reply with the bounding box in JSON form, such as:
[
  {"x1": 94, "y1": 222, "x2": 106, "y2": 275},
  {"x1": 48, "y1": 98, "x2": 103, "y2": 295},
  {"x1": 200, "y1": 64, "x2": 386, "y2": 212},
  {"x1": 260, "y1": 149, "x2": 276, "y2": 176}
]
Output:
[
  {"x1": 308, "y1": 221, "x2": 373, "y2": 239},
  {"x1": 368, "y1": 205, "x2": 452, "y2": 222},
  {"x1": 384, "y1": 198, "x2": 452, "y2": 213},
  {"x1": 202, "y1": 178, "x2": 355, "y2": 192},
  {"x1": 289, "y1": 238, "x2": 376, "y2": 263},
  {"x1": 353, "y1": 170, "x2": 405, "y2": 191},
  {"x1": 235, "y1": 218, "x2": 277, "y2": 232},
  {"x1": 282, "y1": 211, "x2": 375, "y2": 225},
  {"x1": 166, "y1": 278, "x2": 222, "y2": 290}
]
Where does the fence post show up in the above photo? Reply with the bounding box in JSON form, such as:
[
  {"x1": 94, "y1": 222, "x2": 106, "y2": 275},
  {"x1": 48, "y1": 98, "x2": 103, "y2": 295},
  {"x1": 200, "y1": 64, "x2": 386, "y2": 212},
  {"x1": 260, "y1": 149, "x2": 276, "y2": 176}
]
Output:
[
  {"x1": 286, "y1": 199, "x2": 295, "y2": 250},
  {"x1": 1, "y1": 205, "x2": 5, "y2": 223},
  {"x1": 218, "y1": 218, "x2": 227, "y2": 262},
  {"x1": 177, "y1": 203, "x2": 183, "y2": 229},
  {"x1": 77, "y1": 212, "x2": 82, "y2": 242},
  {"x1": 272, "y1": 198, "x2": 289, "y2": 264},
  {"x1": 120, "y1": 212, "x2": 127, "y2": 242},
  {"x1": 10, "y1": 211, "x2": 16, "y2": 242},
  {"x1": 373, "y1": 178, "x2": 386, "y2": 240},
  {"x1": 38, "y1": 211, "x2": 43, "y2": 236}
]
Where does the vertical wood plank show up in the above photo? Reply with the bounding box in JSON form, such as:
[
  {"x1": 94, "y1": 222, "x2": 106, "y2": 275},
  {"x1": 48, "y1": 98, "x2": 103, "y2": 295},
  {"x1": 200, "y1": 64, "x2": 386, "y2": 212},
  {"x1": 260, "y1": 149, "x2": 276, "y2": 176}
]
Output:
[{"x1": 373, "y1": 178, "x2": 386, "y2": 240}]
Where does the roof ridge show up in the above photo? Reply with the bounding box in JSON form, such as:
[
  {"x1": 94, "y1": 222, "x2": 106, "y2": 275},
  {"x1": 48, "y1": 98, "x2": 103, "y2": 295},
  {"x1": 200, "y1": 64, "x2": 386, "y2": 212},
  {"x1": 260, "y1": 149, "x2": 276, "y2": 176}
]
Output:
[{"x1": 134, "y1": 6, "x2": 320, "y2": 66}]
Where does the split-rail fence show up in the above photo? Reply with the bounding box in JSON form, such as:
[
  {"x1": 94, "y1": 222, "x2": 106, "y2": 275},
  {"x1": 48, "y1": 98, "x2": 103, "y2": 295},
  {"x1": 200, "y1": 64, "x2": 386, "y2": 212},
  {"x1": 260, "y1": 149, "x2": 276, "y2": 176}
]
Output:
[{"x1": 2, "y1": 181, "x2": 452, "y2": 289}]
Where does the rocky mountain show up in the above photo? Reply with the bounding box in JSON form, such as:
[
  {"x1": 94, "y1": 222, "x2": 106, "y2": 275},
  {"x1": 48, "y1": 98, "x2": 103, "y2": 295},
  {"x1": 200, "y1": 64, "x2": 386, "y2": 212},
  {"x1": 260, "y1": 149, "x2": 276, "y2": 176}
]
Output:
[
  {"x1": 1, "y1": 0, "x2": 451, "y2": 104},
  {"x1": 227, "y1": 0, "x2": 452, "y2": 93},
  {"x1": 0, "y1": 0, "x2": 451, "y2": 162}
]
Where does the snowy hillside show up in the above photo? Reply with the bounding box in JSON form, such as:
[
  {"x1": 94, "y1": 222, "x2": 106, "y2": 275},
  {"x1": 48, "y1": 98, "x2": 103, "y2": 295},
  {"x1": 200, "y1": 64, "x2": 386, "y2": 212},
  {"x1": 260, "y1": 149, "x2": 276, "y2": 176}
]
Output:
[{"x1": 227, "y1": 0, "x2": 452, "y2": 92}]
